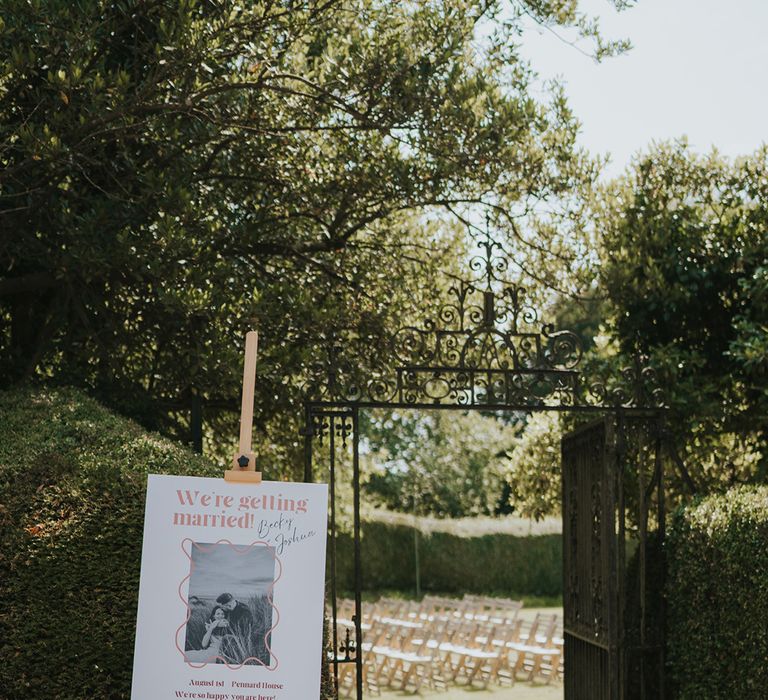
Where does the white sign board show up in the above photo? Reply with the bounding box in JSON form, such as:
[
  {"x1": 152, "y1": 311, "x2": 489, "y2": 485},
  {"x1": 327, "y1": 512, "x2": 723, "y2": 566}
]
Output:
[{"x1": 131, "y1": 474, "x2": 328, "y2": 700}]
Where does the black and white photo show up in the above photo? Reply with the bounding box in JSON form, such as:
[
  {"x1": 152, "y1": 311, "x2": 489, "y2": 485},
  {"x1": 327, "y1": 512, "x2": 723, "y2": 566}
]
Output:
[{"x1": 183, "y1": 540, "x2": 276, "y2": 666}]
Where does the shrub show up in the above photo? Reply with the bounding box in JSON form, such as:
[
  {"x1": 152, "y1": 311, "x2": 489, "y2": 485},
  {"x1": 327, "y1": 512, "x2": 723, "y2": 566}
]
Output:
[
  {"x1": 0, "y1": 385, "x2": 219, "y2": 699},
  {"x1": 666, "y1": 485, "x2": 768, "y2": 699},
  {"x1": 333, "y1": 520, "x2": 562, "y2": 597}
]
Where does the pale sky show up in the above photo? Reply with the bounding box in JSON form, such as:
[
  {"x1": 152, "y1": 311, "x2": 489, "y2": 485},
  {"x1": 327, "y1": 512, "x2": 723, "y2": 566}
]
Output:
[
  {"x1": 189, "y1": 542, "x2": 275, "y2": 599},
  {"x1": 520, "y1": 0, "x2": 768, "y2": 178}
]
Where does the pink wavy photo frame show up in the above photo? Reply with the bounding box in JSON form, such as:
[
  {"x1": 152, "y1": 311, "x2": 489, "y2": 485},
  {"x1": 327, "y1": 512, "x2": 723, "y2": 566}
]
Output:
[{"x1": 175, "y1": 538, "x2": 282, "y2": 670}]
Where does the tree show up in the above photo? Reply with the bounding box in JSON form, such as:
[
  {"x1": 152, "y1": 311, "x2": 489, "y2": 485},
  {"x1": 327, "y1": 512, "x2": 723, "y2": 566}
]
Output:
[
  {"x1": 597, "y1": 142, "x2": 768, "y2": 490},
  {"x1": 362, "y1": 409, "x2": 520, "y2": 518},
  {"x1": 0, "y1": 0, "x2": 633, "y2": 466},
  {"x1": 500, "y1": 411, "x2": 562, "y2": 520}
]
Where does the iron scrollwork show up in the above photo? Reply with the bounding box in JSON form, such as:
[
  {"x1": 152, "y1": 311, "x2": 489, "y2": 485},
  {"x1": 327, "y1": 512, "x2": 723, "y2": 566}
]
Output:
[
  {"x1": 303, "y1": 228, "x2": 604, "y2": 409},
  {"x1": 308, "y1": 409, "x2": 353, "y2": 447},
  {"x1": 590, "y1": 475, "x2": 604, "y2": 635},
  {"x1": 337, "y1": 627, "x2": 356, "y2": 663},
  {"x1": 584, "y1": 354, "x2": 665, "y2": 409},
  {"x1": 301, "y1": 225, "x2": 664, "y2": 411}
]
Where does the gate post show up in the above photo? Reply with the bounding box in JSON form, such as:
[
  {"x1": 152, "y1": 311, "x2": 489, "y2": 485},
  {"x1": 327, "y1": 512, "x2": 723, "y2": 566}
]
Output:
[{"x1": 351, "y1": 407, "x2": 363, "y2": 700}]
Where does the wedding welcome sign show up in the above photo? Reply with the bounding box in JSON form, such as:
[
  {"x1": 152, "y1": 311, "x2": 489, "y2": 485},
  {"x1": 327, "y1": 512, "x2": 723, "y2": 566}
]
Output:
[{"x1": 131, "y1": 474, "x2": 328, "y2": 700}]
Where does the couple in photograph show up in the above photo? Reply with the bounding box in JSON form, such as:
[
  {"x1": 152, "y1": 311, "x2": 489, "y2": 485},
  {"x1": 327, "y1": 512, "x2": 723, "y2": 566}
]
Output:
[{"x1": 187, "y1": 592, "x2": 255, "y2": 664}]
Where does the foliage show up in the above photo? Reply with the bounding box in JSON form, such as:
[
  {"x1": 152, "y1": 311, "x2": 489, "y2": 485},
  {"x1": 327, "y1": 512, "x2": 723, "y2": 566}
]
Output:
[
  {"x1": 0, "y1": 384, "x2": 221, "y2": 699},
  {"x1": 501, "y1": 411, "x2": 563, "y2": 519},
  {"x1": 334, "y1": 519, "x2": 562, "y2": 597},
  {"x1": 364, "y1": 505, "x2": 562, "y2": 537},
  {"x1": 666, "y1": 485, "x2": 768, "y2": 699},
  {"x1": 361, "y1": 409, "x2": 520, "y2": 518},
  {"x1": 598, "y1": 142, "x2": 768, "y2": 491},
  {"x1": 0, "y1": 0, "x2": 630, "y2": 464}
]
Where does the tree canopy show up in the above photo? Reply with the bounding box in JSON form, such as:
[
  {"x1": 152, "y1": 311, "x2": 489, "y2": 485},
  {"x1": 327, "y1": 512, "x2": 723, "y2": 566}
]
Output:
[
  {"x1": 361, "y1": 409, "x2": 520, "y2": 518},
  {"x1": 504, "y1": 143, "x2": 768, "y2": 519},
  {"x1": 598, "y1": 142, "x2": 768, "y2": 490},
  {"x1": 6, "y1": 2, "x2": 762, "y2": 522},
  {"x1": 0, "y1": 0, "x2": 631, "y2": 467}
]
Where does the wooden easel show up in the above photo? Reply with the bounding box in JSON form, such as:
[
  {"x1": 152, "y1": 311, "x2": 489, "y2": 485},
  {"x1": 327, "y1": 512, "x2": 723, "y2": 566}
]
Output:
[{"x1": 224, "y1": 330, "x2": 263, "y2": 483}]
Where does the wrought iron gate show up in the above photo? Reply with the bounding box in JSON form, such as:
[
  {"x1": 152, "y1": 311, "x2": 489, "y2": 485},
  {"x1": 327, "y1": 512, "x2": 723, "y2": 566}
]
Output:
[
  {"x1": 562, "y1": 416, "x2": 666, "y2": 700},
  {"x1": 562, "y1": 418, "x2": 620, "y2": 699},
  {"x1": 307, "y1": 410, "x2": 665, "y2": 699},
  {"x1": 299, "y1": 226, "x2": 668, "y2": 699}
]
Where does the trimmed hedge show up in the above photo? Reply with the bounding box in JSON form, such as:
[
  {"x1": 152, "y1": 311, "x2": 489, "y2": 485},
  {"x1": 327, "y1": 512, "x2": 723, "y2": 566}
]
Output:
[
  {"x1": 0, "y1": 386, "x2": 336, "y2": 699},
  {"x1": 667, "y1": 485, "x2": 768, "y2": 699},
  {"x1": 0, "y1": 386, "x2": 222, "y2": 699},
  {"x1": 334, "y1": 520, "x2": 562, "y2": 597}
]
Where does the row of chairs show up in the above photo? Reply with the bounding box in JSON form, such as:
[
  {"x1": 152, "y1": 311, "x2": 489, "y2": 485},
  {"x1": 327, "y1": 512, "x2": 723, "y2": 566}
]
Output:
[{"x1": 329, "y1": 595, "x2": 563, "y2": 696}]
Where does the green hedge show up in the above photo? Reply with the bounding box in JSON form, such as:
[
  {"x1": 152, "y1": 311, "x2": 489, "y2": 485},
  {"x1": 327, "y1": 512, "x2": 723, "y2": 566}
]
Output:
[
  {"x1": 333, "y1": 521, "x2": 562, "y2": 597},
  {"x1": 0, "y1": 386, "x2": 222, "y2": 699},
  {"x1": 0, "y1": 386, "x2": 339, "y2": 700},
  {"x1": 667, "y1": 485, "x2": 768, "y2": 699}
]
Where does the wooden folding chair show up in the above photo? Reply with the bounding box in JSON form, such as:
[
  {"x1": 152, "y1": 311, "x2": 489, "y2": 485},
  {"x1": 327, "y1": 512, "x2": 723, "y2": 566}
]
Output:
[
  {"x1": 462, "y1": 621, "x2": 510, "y2": 689},
  {"x1": 508, "y1": 612, "x2": 562, "y2": 683},
  {"x1": 440, "y1": 619, "x2": 484, "y2": 683}
]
